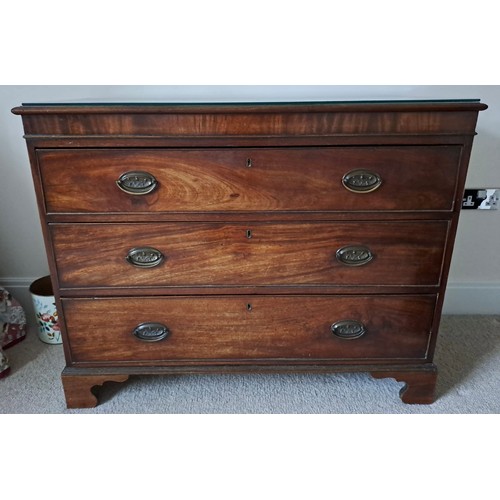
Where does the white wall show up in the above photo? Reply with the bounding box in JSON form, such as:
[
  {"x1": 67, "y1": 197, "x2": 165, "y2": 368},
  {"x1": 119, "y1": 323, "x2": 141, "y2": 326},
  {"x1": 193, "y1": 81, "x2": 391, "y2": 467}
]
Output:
[{"x1": 1, "y1": 85, "x2": 499, "y2": 314}]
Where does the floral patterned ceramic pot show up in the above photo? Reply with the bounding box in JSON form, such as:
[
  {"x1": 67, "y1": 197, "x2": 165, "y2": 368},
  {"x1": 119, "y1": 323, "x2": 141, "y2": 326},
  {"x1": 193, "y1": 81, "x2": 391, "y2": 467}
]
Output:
[{"x1": 29, "y1": 276, "x2": 61, "y2": 344}]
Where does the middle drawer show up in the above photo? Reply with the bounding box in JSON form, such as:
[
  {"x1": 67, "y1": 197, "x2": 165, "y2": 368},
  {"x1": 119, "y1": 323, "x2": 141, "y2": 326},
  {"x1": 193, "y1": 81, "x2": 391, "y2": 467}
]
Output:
[{"x1": 51, "y1": 221, "x2": 448, "y2": 288}]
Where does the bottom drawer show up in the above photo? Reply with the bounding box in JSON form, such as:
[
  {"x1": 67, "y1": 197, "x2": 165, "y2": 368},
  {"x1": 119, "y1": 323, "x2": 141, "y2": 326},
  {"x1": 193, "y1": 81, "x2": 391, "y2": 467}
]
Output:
[{"x1": 62, "y1": 295, "x2": 436, "y2": 364}]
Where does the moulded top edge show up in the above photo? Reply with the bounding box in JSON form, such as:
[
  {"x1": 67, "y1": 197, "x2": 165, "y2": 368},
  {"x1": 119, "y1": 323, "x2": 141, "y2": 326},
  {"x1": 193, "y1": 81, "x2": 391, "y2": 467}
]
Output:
[{"x1": 11, "y1": 99, "x2": 488, "y2": 115}]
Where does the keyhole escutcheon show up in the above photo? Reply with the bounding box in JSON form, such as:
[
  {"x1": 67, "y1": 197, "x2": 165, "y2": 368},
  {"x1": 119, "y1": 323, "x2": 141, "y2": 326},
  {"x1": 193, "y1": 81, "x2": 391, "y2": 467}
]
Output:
[{"x1": 246, "y1": 229, "x2": 252, "y2": 239}]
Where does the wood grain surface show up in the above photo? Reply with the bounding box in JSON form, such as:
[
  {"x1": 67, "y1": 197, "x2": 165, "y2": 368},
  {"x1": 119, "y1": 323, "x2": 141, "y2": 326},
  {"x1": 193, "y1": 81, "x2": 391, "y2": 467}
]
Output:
[
  {"x1": 51, "y1": 221, "x2": 449, "y2": 288},
  {"x1": 38, "y1": 146, "x2": 462, "y2": 213},
  {"x1": 62, "y1": 295, "x2": 436, "y2": 363}
]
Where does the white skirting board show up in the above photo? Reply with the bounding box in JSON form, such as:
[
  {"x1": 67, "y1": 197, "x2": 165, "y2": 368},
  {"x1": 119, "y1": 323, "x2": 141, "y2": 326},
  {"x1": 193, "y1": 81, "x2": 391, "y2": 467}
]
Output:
[
  {"x1": 1, "y1": 277, "x2": 499, "y2": 317},
  {"x1": 442, "y1": 283, "x2": 500, "y2": 315}
]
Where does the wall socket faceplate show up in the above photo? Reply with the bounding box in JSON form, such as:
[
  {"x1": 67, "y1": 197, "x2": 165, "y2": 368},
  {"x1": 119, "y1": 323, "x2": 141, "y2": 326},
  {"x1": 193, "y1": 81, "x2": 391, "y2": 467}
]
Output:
[{"x1": 462, "y1": 189, "x2": 500, "y2": 210}]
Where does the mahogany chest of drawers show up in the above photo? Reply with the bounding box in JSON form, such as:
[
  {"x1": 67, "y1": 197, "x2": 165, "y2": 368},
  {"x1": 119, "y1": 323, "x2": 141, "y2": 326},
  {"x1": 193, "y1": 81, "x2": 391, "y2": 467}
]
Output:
[{"x1": 13, "y1": 99, "x2": 487, "y2": 408}]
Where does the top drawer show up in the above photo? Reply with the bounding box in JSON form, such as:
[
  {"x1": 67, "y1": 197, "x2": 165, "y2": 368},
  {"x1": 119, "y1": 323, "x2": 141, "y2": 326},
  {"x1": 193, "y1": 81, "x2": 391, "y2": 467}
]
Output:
[{"x1": 37, "y1": 146, "x2": 462, "y2": 213}]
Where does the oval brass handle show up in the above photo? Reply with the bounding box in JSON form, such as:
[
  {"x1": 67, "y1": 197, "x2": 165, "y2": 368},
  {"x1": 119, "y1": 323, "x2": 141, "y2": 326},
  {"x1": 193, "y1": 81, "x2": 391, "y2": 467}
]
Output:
[
  {"x1": 342, "y1": 169, "x2": 382, "y2": 193},
  {"x1": 133, "y1": 322, "x2": 170, "y2": 342},
  {"x1": 331, "y1": 320, "x2": 366, "y2": 340},
  {"x1": 336, "y1": 245, "x2": 373, "y2": 266},
  {"x1": 116, "y1": 171, "x2": 158, "y2": 195},
  {"x1": 126, "y1": 247, "x2": 164, "y2": 268}
]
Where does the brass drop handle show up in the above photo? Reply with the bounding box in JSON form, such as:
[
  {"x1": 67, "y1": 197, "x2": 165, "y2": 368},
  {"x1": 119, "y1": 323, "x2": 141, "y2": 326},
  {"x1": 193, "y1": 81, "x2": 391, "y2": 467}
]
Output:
[
  {"x1": 331, "y1": 320, "x2": 366, "y2": 340},
  {"x1": 116, "y1": 171, "x2": 158, "y2": 195},
  {"x1": 336, "y1": 245, "x2": 373, "y2": 266},
  {"x1": 342, "y1": 169, "x2": 382, "y2": 193},
  {"x1": 126, "y1": 247, "x2": 164, "y2": 268},
  {"x1": 133, "y1": 322, "x2": 170, "y2": 342}
]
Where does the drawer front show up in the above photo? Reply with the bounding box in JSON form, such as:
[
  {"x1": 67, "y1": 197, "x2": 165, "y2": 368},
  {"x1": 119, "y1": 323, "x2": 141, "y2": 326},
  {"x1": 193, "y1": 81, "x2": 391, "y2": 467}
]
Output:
[
  {"x1": 38, "y1": 146, "x2": 461, "y2": 213},
  {"x1": 63, "y1": 295, "x2": 436, "y2": 363},
  {"x1": 52, "y1": 221, "x2": 448, "y2": 288}
]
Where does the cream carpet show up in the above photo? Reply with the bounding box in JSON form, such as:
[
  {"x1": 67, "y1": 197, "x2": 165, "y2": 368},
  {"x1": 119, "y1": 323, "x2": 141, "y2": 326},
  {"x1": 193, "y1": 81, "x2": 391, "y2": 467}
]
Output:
[{"x1": 1, "y1": 316, "x2": 499, "y2": 413}]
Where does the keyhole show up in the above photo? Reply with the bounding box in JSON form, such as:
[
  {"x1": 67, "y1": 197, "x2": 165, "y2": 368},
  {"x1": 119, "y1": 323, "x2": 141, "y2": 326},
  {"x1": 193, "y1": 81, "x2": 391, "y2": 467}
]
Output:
[
  {"x1": 246, "y1": 158, "x2": 252, "y2": 168},
  {"x1": 247, "y1": 303, "x2": 252, "y2": 312},
  {"x1": 246, "y1": 229, "x2": 252, "y2": 239}
]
